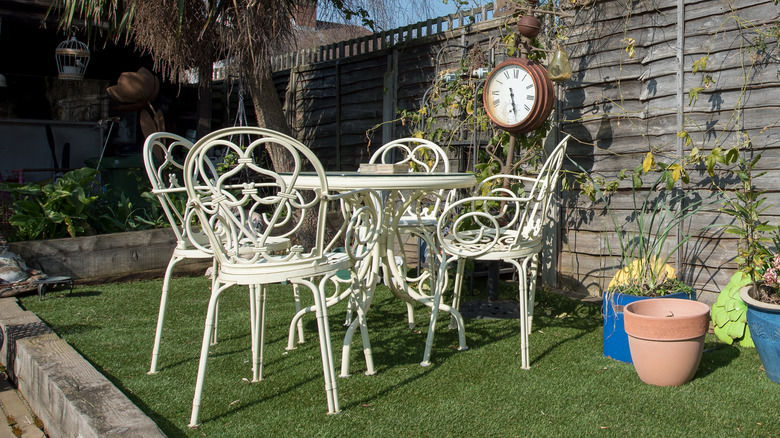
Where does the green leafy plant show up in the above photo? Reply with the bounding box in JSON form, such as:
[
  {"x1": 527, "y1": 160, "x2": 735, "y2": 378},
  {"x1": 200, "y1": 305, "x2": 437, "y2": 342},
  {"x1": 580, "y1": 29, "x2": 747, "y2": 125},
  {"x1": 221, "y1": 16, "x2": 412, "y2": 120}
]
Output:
[
  {"x1": 94, "y1": 191, "x2": 168, "y2": 232},
  {"x1": 748, "y1": 228, "x2": 780, "y2": 306},
  {"x1": 715, "y1": 153, "x2": 777, "y2": 281},
  {"x1": 576, "y1": 161, "x2": 704, "y2": 297},
  {"x1": 1, "y1": 168, "x2": 101, "y2": 240},
  {"x1": 0, "y1": 167, "x2": 172, "y2": 241}
]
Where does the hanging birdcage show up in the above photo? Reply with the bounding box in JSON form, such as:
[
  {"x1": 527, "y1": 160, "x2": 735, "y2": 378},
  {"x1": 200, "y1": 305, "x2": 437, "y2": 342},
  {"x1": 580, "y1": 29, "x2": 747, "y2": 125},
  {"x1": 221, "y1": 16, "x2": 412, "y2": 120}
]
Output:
[{"x1": 55, "y1": 36, "x2": 90, "y2": 80}]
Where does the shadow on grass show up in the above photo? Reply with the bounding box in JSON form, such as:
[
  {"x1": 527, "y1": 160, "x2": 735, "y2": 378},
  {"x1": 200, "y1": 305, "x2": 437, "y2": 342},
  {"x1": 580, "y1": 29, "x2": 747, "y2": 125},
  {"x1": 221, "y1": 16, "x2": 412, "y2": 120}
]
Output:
[
  {"x1": 61, "y1": 289, "x2": 102, "y2": 298},
  {"x1": 453, "y1": 279, "x2": 603, "y2": 364},
  {"x1": 695, "y1": 342, "x2": 741, "y2": 379}
]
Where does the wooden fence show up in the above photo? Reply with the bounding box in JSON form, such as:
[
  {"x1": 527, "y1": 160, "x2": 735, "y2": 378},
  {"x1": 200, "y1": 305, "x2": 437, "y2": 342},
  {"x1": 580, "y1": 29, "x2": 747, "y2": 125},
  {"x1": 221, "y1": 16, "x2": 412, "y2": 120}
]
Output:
[
  {"x1": 267, "y1": 3, "x2": 512, "y2": 170},
  {"x1": 269, "y1": 5, "x2": 499, "y2": 72},
  {"x1": 247, "y1": 0, "x2": 780, "y2": 300},
  {"x1": 559, "y1": 0, "x2": 780, "y2": 300}
]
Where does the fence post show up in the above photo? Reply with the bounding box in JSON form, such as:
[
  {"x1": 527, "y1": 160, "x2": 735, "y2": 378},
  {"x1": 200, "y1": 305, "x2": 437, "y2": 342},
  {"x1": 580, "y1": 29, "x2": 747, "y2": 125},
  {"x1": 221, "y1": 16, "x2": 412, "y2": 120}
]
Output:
[{"x1": 382, "y1": 50, "x2": 399, "y2": 145}]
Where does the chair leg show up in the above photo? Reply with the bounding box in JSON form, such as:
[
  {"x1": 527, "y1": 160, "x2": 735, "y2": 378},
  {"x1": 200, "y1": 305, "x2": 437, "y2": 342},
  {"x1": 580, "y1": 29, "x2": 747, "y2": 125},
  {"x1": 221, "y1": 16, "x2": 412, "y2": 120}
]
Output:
[
  {"x1": 421, "y1": 253, "x2": 469, "y2": 366},
  {"x1": 421, "y1": 254, "x2": 454, "y2": 366},
  {"x1": 189, "y1": 282, "x2": 228, "y2": 428},
  {"x1": 212, "y1": 300, "x2": 219, "y2": 345},
  {"x1": 252, "y1": 285, "x2": 267, "y2": 382},
  {"x1": 449, "y1": 258, "x2": 466, "y2": 330},
  {"x1": 210, "y1": 258, "x2": 219, "y2": 345},
  {"x1": 526, "y1": 254, "x2": 540, "y2": 330},
  {"x1": 508, "y1": 257, "x2": 533, "y2": 370},
  {"x1": 297, "y1": 277, "x2": 340, "y2": 414},
  {"x1": 286, "y1": 306, "x2": 307, "y2": 351},
  {"x1": 293, "y1": 283, "x2": 305, "y2": 344},
  {"x1": 342, "y1": 276, "x2": 355, "y2": 327},
  {"x1": 249, "y1": 285, "x2": 257, "y2": 370},
  {"x1": 340, "y1": 275, "x2": 376, "y2": 377},
  {"x1": 248, "y1": 284, "x2": 268, "y2": 381},
  {"x1": 405, "y1": 302, "x2": 416, "y2": 330},
  {"x1": 149, "y1": 255, "x2": 183, "y2": 374}
]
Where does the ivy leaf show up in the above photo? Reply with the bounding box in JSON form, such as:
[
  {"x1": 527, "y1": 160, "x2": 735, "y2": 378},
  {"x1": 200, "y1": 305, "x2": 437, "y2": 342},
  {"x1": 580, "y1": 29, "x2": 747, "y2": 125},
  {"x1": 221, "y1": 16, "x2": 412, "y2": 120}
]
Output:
[
  {"x1": 632, "y1": 173, "x2": 642, "y2": 189},
  {"x1": 692, "y1": 56, "x2": 708, "y2": 74},
  {"x1": 725, "y1": 147, "x2": 739, "y2": 164},
  {"x1": 642, "y1": 152, "x2": 654, "y2": 173},
  {"x1": 688, "y1": 87, "x2": 704, "y2": 106}
]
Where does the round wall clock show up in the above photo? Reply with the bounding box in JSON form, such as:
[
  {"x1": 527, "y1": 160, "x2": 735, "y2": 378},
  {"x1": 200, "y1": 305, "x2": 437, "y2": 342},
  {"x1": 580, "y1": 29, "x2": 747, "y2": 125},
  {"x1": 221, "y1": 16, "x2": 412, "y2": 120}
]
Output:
[{"x1": 483, "y1": 57, "x2": 554, "y2": 134}]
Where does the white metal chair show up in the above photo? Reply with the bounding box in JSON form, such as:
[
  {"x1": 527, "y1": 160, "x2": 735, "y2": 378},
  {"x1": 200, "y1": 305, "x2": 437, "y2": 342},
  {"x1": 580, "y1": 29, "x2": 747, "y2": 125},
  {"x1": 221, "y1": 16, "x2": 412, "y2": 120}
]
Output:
[
  {"x1": 142, "y1": 133, "x2": 216, "y2": 375},
  {"x1": 368, "y1": 138, "x2": 453, "y2": 329},
  {"x1": 184, "y1": 127, "x2": 381, "y2": 427},
  {"x1": 436, "y1": 134, "x2": 570, "y2": 369},
  {"x1": 369, "y1": 137, "x2": 451, "y2": 229},
  {"x1": 143, "y1": 132, "x2": 291, "y2": 375}
]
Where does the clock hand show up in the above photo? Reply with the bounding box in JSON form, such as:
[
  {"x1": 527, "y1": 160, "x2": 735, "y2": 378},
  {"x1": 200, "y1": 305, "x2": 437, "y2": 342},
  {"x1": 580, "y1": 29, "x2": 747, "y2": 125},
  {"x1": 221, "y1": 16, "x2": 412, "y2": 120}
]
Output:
[{"x1": 509, "y1": 87, "x2": 518, "y2": 114}]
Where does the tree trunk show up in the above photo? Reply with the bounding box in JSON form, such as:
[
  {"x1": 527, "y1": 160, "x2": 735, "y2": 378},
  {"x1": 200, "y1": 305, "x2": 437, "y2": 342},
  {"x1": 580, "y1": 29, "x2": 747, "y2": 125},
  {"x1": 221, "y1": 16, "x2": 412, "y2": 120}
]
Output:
[
  {"x1": 247, "y1": 63, "x2": 295, "y2": 173},
  {"x1": 247, "y1": 62, "x2": 318, "y2": 249},
  {"x1": 196, "y1": 63, "x2": 214, "y2": 139}
]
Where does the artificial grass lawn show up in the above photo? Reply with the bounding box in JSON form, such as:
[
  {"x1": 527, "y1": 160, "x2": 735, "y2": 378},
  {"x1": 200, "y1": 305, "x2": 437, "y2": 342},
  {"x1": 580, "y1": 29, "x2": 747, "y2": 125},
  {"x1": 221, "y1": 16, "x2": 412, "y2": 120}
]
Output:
[{"x1": 17, "y1": 276, "x2": 780, "y2": 437}]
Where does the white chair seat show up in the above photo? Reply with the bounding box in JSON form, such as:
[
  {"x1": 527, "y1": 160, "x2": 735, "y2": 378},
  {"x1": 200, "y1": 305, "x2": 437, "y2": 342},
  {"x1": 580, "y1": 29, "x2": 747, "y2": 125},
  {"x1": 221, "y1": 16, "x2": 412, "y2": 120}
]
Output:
[
  {"x1": 217, "y1": 252, "x2": 353, "y2": 284},
  {"x1": 442, "y1": 232, "x2": 542, "y2": 261}
]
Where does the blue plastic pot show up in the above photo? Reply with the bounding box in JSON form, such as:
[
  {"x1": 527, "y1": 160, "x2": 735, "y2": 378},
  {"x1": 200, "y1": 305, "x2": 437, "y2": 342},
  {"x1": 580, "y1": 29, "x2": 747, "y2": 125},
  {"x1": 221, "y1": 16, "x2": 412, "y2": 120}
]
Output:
[
  {"x1": 740, "y1": 285, "x2": 780, "y2": 383},
  {"x1": 603, "y1": 291, "x2": 694, "y2": 363}
]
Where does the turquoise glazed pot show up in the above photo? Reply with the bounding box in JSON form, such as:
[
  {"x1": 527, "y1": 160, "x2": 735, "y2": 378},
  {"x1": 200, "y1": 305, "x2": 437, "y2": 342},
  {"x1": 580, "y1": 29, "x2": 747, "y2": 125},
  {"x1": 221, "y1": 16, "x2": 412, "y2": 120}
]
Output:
[
  {"x1": 603, "y1": 291, "x2": 694, "y2": 363},
  {"x1": 740, "y1": 285, "x2": 780, "y2": 383}
]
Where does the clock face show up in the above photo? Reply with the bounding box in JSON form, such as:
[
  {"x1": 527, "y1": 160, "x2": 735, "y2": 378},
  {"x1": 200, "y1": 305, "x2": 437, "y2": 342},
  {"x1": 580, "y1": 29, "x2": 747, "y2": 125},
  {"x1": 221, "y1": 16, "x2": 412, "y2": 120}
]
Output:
[
  {"x1": 485, "y1": 63, "x2": 537, "y2": 127},
  {"x1": 482, "y1": 58, "x2": 554, "y2": 134}
]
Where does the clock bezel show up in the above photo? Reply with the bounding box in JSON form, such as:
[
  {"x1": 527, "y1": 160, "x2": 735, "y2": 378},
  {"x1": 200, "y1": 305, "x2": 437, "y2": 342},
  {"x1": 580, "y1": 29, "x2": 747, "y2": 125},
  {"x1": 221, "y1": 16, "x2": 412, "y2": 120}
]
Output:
[{"x1": 482, "y1": 57, "x2": 554, "y2": 134}]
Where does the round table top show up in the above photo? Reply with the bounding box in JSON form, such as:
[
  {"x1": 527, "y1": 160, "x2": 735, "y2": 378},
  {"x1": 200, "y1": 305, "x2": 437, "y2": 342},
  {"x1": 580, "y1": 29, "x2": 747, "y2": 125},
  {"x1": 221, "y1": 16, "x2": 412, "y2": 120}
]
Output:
[{"x1": 285, "y1": 171, "x2": 476, "y2": 191}]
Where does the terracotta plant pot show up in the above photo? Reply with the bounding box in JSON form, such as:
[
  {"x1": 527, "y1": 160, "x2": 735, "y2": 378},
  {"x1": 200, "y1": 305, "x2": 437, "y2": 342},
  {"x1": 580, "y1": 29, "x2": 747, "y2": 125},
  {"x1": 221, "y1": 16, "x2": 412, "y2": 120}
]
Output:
[
  {"x1": 623, "y1": 298, "x2": 710, "y2": 386},
  {"x1": 740, "y1": 284, "x2": 780, "y2": 383},
  {"x1": 602, "y1": 291, "x2": 692, "y2": 363}
]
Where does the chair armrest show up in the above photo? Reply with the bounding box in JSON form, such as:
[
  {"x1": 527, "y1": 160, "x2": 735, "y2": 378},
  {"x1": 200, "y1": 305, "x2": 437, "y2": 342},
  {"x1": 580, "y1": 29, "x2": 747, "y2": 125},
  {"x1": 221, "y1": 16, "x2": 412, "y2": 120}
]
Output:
[{"x1": 437, "y1": 191, "x2": 536, "y2": 258}]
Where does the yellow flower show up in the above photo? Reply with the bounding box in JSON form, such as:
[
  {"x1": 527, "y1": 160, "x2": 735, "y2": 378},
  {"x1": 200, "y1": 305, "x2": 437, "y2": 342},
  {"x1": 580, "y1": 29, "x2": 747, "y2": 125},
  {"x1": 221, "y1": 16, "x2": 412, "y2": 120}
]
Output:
[{"x1": 608, "y1": 256, "x2": 676, "y2": 290}]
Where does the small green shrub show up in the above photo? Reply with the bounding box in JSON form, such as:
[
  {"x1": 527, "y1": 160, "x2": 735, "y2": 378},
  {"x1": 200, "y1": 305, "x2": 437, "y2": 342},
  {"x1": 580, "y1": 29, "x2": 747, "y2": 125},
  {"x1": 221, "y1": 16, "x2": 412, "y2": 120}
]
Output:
[
  {"x1": 0, "y1": 167, "x2": 169, "y2": 241},
  {"x1": 1, "y1": 168, "x2": 100, "y2": 240}
]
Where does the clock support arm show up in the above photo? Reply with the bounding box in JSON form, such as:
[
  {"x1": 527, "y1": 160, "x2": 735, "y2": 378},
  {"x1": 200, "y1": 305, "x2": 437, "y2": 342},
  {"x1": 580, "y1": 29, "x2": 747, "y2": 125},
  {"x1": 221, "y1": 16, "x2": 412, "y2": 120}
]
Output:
[{"x1": 501, "y1": 133, "x2": 520, "y2": 189}]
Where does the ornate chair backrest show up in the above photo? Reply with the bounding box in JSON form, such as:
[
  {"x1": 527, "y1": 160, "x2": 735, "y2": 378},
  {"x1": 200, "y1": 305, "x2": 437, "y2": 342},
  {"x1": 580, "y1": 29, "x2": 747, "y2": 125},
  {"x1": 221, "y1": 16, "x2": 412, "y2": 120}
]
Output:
[
  {"x1": 439, "y1": 135, "x2": 569, "y2": 257},
  {"x1": 522, "y1": 134, "x2": 569, "y2": 240},
  {"x1": 143, "y1": 132, "x2": 200, "y2": 249},
  {"x1": 370, "y1": 138, "x2": 450, "y2": 173},
  {"x1": 183, "y1": 127, "x2": 333, "y2": 269},
  {"x1": 513, "y1": 134, "x2": 569, "y2": 240},
  {"x1": 369, "y1": 138, "x2": 451, "y2": 219}
]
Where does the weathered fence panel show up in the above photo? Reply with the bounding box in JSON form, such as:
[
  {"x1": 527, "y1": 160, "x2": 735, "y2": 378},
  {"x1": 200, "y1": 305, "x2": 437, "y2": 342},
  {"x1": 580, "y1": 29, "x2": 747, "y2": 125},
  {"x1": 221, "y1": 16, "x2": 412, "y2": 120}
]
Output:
[
  {"x1": 560, "y1": 0, "x2": 780, "y2": 299},
  {"x1": 259, "y1": 0, "x2": 780, "y2": 301},
  {"x1": 270, "y1": 4, "x2": 509, "y2": 170}
]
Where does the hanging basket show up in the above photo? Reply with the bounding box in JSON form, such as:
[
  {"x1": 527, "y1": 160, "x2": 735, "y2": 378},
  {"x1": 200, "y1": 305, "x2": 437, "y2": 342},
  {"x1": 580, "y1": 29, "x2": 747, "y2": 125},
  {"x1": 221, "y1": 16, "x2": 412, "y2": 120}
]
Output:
[{"x1": 56, "y1": 36, "x2": 90, "y2": 80}]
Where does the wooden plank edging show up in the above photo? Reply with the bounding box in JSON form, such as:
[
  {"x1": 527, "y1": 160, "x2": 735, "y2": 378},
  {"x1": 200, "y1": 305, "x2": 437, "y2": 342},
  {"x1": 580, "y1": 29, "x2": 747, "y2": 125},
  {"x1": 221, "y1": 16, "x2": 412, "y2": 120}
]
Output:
[{"x1": 0, "y1": 299, "x2": 166, "y2": 438}]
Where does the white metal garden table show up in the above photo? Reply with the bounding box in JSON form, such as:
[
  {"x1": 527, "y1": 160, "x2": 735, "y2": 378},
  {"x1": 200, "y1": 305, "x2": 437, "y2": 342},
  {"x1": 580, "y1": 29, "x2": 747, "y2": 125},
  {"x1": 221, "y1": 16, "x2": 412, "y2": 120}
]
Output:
[{"x1": 287, "y1": 171, "x2": 477, "y2": 370}]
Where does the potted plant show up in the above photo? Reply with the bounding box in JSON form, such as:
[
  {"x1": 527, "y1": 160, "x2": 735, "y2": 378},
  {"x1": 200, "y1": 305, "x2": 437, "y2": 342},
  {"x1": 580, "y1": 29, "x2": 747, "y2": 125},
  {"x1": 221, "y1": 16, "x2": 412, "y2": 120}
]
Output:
[
  {"x1": 740, "y1": 278, "x2": 780, "y2": 383},
  {"x1": 739, "y1": 228, "x2": 780, "y2": 383},
  {"x1": 705, "y1": 150, "x2": 780, "y2": 381},
  {"x1": 581, "y1": 159, "x2": 703, "y2": 363}
]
